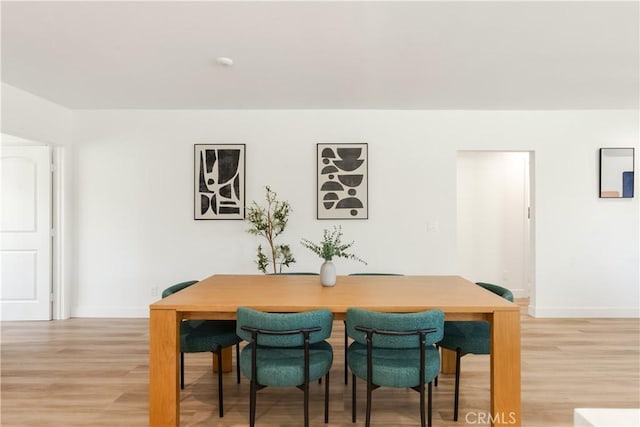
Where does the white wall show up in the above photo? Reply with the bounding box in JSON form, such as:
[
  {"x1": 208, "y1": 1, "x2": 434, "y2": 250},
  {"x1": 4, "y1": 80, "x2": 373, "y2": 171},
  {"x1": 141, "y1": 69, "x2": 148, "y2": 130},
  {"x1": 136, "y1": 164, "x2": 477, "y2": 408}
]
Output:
[{"x1": 70, "y1": 110, "x2": 639, "y2": 318}]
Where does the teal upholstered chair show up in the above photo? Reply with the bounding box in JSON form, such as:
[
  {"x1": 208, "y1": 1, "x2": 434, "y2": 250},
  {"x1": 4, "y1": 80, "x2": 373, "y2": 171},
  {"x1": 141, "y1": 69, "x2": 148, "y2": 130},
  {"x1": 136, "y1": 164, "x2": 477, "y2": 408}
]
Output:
[
  {"x1": 346, "y1": 308, "x2": 444, "y2": 427},
  {"x1": 438, "y1": 282, "x2": 514, "y2": 421},
  {"x1": 345, "y1": 273, "x2": 404, "y2": 385},
  {"x1": 161, "y1": 281, "x2": 242, "y2": 417},
  {"x1": 268, "y1": 273, "x2": 325, "y2": 383},
  {"x1": 236, "y1": 307, "x2": 334, "y2": 427}
]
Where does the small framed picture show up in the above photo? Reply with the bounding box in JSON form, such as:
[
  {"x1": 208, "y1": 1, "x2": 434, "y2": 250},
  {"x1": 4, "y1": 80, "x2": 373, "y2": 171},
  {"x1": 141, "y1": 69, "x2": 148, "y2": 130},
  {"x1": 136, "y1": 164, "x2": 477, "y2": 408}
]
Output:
[
  {"x1": 599, "y1": 147, "x2": 634, "y2": 198},
  {"x1": 317, "y1": 143, "x2": 368, "y2": 219},
  {"x1": 194, "y1": 144, "x2": 245, "y2": 219}
]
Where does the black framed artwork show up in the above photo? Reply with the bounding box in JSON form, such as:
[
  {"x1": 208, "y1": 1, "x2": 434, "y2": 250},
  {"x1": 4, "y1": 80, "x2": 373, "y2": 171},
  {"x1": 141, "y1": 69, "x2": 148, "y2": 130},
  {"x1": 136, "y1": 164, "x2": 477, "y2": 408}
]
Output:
[
  {"x1": 194, "y1": 144, "x2": 246, "y2": 219},
  {"x1": 599, "y1": 147, "x2": 634, "y2": 198},
  {"x1": 317, "y1": 143, "x2": 368, "y2": 219}
]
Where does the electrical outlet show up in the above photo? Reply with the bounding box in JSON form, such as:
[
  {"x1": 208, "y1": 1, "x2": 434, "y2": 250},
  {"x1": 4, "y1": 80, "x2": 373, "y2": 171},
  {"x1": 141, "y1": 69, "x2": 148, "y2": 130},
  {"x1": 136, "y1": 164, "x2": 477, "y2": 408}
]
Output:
[{"x1": 151, "y1": 286, "x2": 159, "y2": 297}]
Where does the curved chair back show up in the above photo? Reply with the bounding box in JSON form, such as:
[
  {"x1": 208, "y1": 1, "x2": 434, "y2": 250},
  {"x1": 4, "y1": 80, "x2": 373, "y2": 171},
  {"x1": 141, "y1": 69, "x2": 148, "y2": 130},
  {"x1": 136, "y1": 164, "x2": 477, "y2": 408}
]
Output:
[
  {"x1": 346, "y1": 308, "x2": 444, "y2": 348},
  {"x1": 161, "y1": 280, "x2": 198, "y2": 298},
  {"x1": 476, "y1": 282, "x2": 514, "y2": 302},
  {"x1": 236, "y1": 307, "x2": 333, "y2": 347}
]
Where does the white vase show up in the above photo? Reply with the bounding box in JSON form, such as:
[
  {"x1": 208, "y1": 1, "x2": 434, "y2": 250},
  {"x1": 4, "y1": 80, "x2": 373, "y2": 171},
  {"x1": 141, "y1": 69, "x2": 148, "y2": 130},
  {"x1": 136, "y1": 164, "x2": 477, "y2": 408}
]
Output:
[{"x1": 320, "y1": 260, "x2": 336, "y2": 287}]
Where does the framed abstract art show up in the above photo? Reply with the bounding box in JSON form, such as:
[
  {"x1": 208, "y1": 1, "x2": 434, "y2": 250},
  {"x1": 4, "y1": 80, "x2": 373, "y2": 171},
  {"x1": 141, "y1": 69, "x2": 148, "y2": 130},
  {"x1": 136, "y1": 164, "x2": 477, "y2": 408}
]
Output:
[
  {"x1": 316, "y1": 143, "x2": 368, "y2": 219},
  {"x1": 194, "y1": 144, "x2": 246, "y2": 219}
]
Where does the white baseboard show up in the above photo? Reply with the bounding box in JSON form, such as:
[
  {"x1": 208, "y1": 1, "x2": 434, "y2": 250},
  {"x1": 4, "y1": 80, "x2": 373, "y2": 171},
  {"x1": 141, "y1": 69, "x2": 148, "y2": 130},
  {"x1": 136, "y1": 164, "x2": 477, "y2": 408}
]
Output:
[
  {"x1": 71, "y1": 306, "x2": 149, "y2": 318},
  {"x1": 528, "y1": 305, "x2": 640, "y2": 318}
]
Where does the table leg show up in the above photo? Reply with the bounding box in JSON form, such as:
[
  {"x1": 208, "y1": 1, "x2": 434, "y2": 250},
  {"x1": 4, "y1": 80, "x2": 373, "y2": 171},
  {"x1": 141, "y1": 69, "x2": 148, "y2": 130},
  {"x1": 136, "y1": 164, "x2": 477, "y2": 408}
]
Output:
[
  {"x1": 149, "y1": 308, "x2": 180, "y2": 427},
  {"x1": 490, "y1": 310, "x2": 521, "y2": 427},
  {"x1": 441, "y1": 348, "x2": 457, "y2": 374},
  {"x1": 212, "y1": 346, "x2": 232, "y2": 373}
]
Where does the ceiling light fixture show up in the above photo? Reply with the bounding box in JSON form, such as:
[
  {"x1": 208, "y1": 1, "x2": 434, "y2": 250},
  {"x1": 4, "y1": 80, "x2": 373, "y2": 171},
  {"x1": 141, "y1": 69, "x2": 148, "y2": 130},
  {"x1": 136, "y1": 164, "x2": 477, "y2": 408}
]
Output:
[{"x1": 216, "y1": 57, "x2": 234, "y2": 67}]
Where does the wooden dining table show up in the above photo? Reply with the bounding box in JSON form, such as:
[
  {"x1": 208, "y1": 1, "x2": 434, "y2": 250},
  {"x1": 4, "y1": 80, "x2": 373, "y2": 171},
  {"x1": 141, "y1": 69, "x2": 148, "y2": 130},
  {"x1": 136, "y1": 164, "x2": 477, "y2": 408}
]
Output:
[{"x1": 149, "y1": 274, "x2": 521, "y2": 427}]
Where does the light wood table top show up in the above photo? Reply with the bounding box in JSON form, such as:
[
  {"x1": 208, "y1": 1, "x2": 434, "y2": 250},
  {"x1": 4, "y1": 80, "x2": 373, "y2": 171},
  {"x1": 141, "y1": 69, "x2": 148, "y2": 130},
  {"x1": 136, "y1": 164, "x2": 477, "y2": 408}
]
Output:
[{"x1": 151, "y1": 274, "x2": 517, "y2": 320}]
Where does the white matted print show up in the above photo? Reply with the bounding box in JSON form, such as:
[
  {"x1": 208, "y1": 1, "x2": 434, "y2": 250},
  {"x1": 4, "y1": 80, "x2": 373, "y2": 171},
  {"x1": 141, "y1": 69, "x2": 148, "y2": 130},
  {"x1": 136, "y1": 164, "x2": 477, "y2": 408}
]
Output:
[
  {"x1": 194, "y1": 144, "x2": 245, "y2": 220},
  {"x1": 317, "y1": 143, "x2": 368, "y2": 219}
]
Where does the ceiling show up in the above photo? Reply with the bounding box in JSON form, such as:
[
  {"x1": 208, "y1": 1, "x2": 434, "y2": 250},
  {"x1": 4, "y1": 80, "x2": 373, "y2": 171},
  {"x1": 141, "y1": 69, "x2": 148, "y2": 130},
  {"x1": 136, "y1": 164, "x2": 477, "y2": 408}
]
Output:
[{"x1": 1, "y1": 1, "x2": 638, "y2": 110}]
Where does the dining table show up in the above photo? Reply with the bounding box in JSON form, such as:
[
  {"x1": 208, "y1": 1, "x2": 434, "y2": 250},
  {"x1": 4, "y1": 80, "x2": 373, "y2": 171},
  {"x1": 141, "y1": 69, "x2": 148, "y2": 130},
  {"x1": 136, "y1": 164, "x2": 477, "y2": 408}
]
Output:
[{"x1": 149, "y1": 274, "x2": 521, "y2": 427}]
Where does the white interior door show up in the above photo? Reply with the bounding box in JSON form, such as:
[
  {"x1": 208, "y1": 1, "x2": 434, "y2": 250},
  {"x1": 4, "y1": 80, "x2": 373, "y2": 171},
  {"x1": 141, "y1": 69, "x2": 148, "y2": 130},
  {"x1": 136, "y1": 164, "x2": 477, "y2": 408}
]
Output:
[{"x1": 1, "y1": 145, "x2": 52, "y2": 320}]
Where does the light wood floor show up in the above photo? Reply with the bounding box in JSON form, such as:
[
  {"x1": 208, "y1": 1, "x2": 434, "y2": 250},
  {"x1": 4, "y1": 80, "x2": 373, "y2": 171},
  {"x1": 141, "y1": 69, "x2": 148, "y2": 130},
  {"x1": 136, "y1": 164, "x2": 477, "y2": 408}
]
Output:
[{"x1": 1, "y1": 300, "x2": 639, "y2": 427}]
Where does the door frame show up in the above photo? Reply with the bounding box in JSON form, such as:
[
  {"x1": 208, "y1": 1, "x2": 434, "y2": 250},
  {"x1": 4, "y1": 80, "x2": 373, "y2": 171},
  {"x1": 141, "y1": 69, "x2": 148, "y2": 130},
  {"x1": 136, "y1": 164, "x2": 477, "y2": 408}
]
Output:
[{"x1": 52, "y1": 145, "x2": 70, "y2": 319}]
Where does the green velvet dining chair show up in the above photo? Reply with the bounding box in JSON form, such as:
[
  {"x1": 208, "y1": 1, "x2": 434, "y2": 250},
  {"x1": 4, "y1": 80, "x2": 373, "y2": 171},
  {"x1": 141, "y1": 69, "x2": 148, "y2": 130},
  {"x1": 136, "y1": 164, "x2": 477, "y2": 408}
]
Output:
[
  {"x1": 268, "y1": 272, "x2": 325, "y2": 383},
  {"x1": 236, "y1": 307, "x2": 334, "y2": 427},
  {"x1": 161, "y1": 280, "x2": 242, "y2": 418},
  {"x1": 437, "y1": 282, "x2": 514, "y2": 421},
  {"x1": 346, "y1": 307, "x2": 444, "y2": 427},
  {"x1": 345, "y1": 273, "x2": 404, "y2": 385}
]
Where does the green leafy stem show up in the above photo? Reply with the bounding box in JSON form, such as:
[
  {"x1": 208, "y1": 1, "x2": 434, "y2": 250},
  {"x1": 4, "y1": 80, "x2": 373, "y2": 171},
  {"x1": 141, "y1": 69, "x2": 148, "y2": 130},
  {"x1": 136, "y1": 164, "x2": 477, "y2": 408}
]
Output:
[{"x1": 300, "y1": 226, "x2": 366, "y2": 264}]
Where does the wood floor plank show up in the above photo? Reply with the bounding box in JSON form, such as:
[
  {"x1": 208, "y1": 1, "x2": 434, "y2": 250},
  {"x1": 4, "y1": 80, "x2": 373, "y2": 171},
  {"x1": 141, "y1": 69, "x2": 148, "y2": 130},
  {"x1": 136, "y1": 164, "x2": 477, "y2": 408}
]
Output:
[{"x1": 1, "y1": 301, "x2": 639, "y2": 426}]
